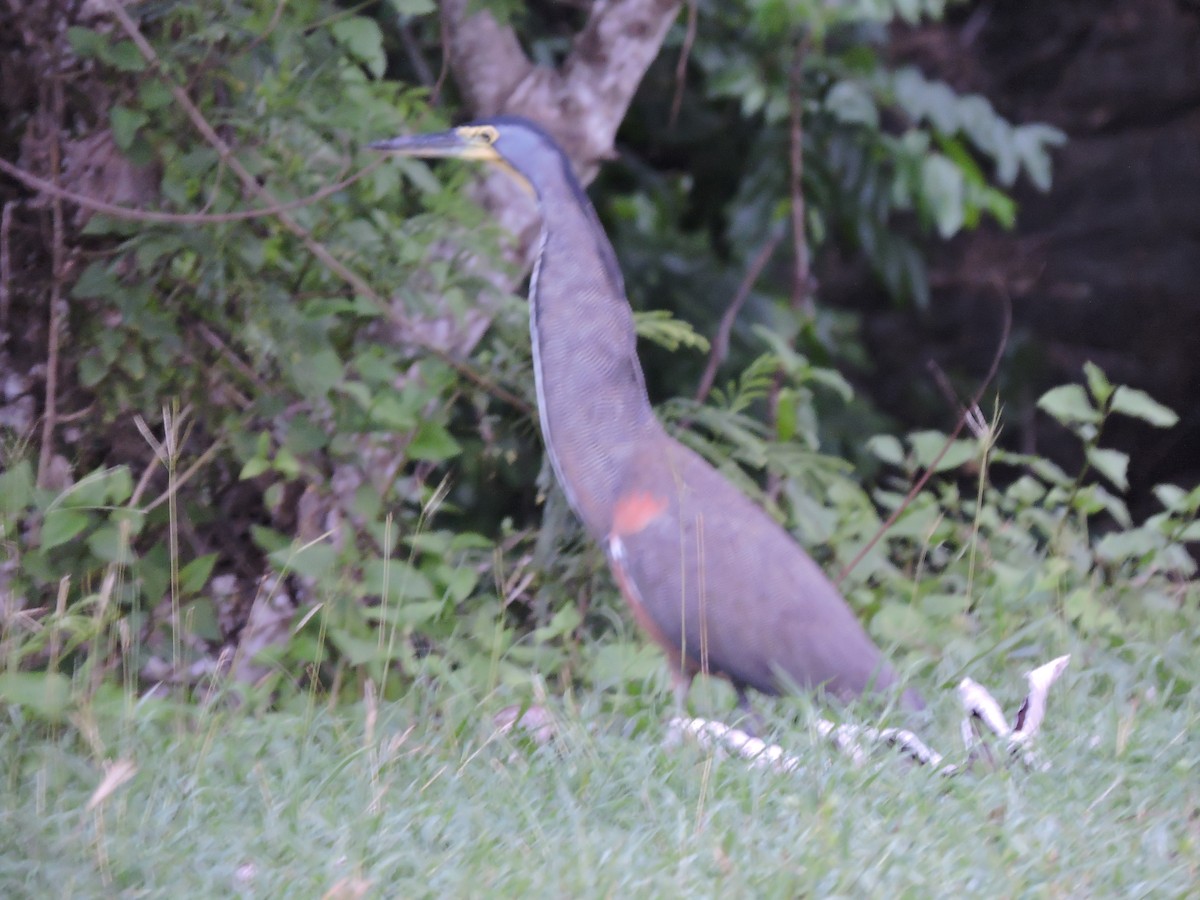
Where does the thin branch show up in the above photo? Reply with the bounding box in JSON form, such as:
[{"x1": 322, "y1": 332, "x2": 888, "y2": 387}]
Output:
[
  {"x1": 668, "y1": 0, "x2": 698, "y2": 128},
  {"x1": 37, "y1": 78, "x2": 66, "y2": 490},
  {"x1": 835, "y1": 291, "x2": 1013, "y2": 584},
  {"x1": 787, "y1": 38, "x2": 814, "y2": 315},
  {"x1": 0, "y1": 201, "x2": 12, "y2": 328},
  {"x1": 0, "y1": 154, "x2": 382, "y2": 226},
  {"x1": 694, "y1": 231, "x2": 783, "y2": 403},
  {"x1": 398, "y1": 21, "x2": 436, "y2": 88}
]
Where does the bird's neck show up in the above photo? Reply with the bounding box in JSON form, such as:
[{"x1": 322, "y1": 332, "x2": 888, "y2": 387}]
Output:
[{"x1": 528, "y1": 191, "x2": 660, "y2": 539}]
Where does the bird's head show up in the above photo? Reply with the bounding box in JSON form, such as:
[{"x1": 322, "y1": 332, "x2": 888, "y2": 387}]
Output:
[{"x1": 371, "y1": 116, "x2": 564, "y2": 199}]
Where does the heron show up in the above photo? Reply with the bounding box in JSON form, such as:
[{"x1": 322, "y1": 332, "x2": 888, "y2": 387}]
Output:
[{"x1": 373, "y1": 117, "x2": 924, "y2": 714}]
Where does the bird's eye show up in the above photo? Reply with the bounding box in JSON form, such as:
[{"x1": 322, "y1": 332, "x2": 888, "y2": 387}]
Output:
[{"x1": 458, "y1": 125, "x2": 499, "y2": 145}]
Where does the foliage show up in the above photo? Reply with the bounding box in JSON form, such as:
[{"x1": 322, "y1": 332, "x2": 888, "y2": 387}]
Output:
[{"x1": 1, "y1": 0, "x2": 1192, "y2": 732}]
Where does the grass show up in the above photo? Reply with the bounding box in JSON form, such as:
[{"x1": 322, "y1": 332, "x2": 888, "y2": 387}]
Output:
[{"x1": 2, "y1": 648, "x2": 1197, "y2": 899}]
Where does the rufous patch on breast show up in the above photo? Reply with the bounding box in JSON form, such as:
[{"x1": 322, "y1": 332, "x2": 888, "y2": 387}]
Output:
[{"x1": 610, "y1": 491, "x2": 668, "y2": 537}]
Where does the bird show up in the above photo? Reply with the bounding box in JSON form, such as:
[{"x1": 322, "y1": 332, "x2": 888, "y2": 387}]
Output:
[{"x1": 372, "y1": 116, "x2": 924, "y2": 714}]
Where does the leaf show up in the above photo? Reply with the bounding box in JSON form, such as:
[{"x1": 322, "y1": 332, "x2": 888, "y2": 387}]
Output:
[
  {"x1": 633, "y1": 310, "x2": 710, "y2": 353},
  {"x1": 364, "y1": 600, "x2": 446, "y2": 629},
  {"x1": 386, "y1": 0, "x2": 436, "y2": 13},
  {"x1": 1037, "y1": 384, "x2": 1098, "y2": 426},
  {"x1": 1082, "y1": 361, "x2": 1113, "y2": 405},
  {"x1": 178, "y1": 553, "x2": 219, "y2": 594},
  {"x1": 240, "y1": 457, "x2": 270, "y2": 479},
  {"x1": 362, "y1": 557, "x2": 434, "y2": 603},
  {"x1": 533, "y1": 605, "x2": 583, "y2": 643},
  {"x1": 1014, "y1": 123, "x2": 1066, "y2": 192},
  {"x1": 66, "y1": 26, "x2": 106, "y2": 59},
  {"x1": 106, "y1": 466, "x2": 133, "y2": 505},
  {"x1": 1087, "y1": 447, "x2": 1129, "y2": 492},
  {"x1": 41, "y1": 509, "x2": 90, "y2": 551},
  {"x1": 1110, "y1": 387, "x2": 1179, "y2": 428},
  {"x1": 0, "y1": 460, "x2": 34, "y2": 516},
  {"x1": 290, "y1": 348, "x2": 342, "y2": 398},
  {"x1": 825, "y1": 81, "x2": 879, "y2": 128},
  {"x1": 270, "y1": 541, "x2": 337, "y2": 581},
  {"x1": 331, "y1": 17, "x2": 386, "y2": 79},
  {"x1": 105, "y1": 40, "x2": 147, "y2": 73},
  {"x1": 920, "y1": 154, "x2": 966, "y2": 238},
  {"x1": 0, "y1": 672, "x2": 72, "y2": 723},
  {"x1": 408, "y1": 420, "x2": 460, "y2": 461},
  {"x1": 110, "y1": 106, "x2": 148, "y2": 151},
  {"x1": 866, "y1": 434, "x2": 904, "y2": 466},
  {"x1": 396, "y1": 158, "x2": 444, "y2": 195},
  {"x1": 907, "y1": 431, "x2": 976, "y2": 472},
  {"x1": 185, "y1": 597, "x2": 222, "y2": 641},
  {"x1": 1095, "y1": 529, "x2": 1158, "y2": 564},
  {"x1": 87, "y1": 525, "x2": 134, "y2": 564}
]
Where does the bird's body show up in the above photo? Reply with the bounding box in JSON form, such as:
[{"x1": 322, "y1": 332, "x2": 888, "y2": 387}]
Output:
[{"x1": 374, "y1": 117, "x2": 923, "y2": 712}]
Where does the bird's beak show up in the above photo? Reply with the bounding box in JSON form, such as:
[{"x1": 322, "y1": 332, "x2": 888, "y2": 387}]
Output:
[
  {"x1": 371, "y1": 124, "x2": 534, "y2": 198},
  {"x1": 369, "y1": 130, "x2": 499, "y2": 162}
]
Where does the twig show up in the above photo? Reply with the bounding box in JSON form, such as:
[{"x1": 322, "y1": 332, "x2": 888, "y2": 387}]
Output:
[
  {"x1": 835, "y1": 291, "x2": 1013, "y2": 584},
  {"x1": 431, "y1": 2, "x2": 451, "y2": 106},
  {"x1": 787, "y1": 38, "x2": 814, "y2": 315},
  {"x1": 694, "y1": 231, "x2": 782, "y2": 402},
  {"x1": 398, "y1": 21, "x2": 436, "y2": 88},
  {"x1": 0, "y1": 154, "x2": 382, "y2": 226},
  {"x1": 37, "y1": 78, "x2": 66, "y2": 490},
  {"x1": 0, "y1": 201, "x2": 13, "y2": 328},
  {"x1": 668, "y1": 0, "x2": 698, "y2": 128},
  {"x1": 928, "y1": 359, "x2": 989, "y2": 440}
]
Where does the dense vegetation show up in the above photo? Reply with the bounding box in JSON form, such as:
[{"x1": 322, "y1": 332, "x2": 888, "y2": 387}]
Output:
[{"x1": 1, "y1": 0, "x2": 1196, "y2": 840}]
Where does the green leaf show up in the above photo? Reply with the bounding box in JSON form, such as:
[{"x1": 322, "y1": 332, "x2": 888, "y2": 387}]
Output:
[
  {"x1": 270, "y1": 541, "x2": 337, "y2": 581},
  {"x1": 331, "y1": 17, "x2": 386, "y2": 79},
  {"x1": 1095, "y1": 529, "x2": 1158, "y2": 564},
  {"x1": 369, "y1": 393, "x2": 418, "y2": 430},
  {"x1": 362, "y1": 557, "x2": 434, "y2": 603},
  {"x1": 79, "y1": 354, "x2": 108, "y2": 388},
  {"x1": 87, "y1": 525, "x2": 134, "y2": 564},
  {"x1": 920, "y1": 154, "x2": 966, "y2": 239},
  {"x1": 240, "y1": 457, "x2": 271, "y2": 480},
  {"x1": 110, "y1": 106, "x2": 149, "y2": 151},
  {"x1": 1110, "y1": 386, "x2": 1179, "y2": 428},
  {"x1": 825, "y1": 81, "x2": 878, "y2": 128},
  {"x1": 1087, "y1": 447, "x2": 1129, "y2": 492},
  {"x1": 1082, "y1": 361, "x2": 1113, "y2": 405},
  {"x1": 533, "y1": 605, "x2": 583, "y2": 643},
  {"x1": 41, "y1": 509, "x2": 90, "y2": 551},
  {"x1": 0, "y1": 460, "x2": 34, "y2": 516},
  {"x1": 396, "y1": 158, "x2": 444, "y2": 195},
  {"x1": 66, "y1": 26, "x2": 106, "y2": 59},
  {"x1": 0, "y1": 672, "x2": 72, "y2": 723},
  {"x1": 633, "y1": 310, "x2": 709, "y2": 353},
  {"x1": 386, "y1": 0, "x2": 436, "y2": 14},
  {"x1": 250, "y1": 525, "x2": 291, "y2": 554},
  {"x1": 179, "y1": 554, "x2": 219, "y2": 594},
  {"x1": 364, "y1": 600, "x2": 446, "y2": 629},
  {"x1": 408, "y1": 420, "x2": 460, "y2": 461},
  {"x1": 185, "y1": 597, "x2": 222, "y2": 642},
  {"x1": 105, "y1": 40, "x2": 147, "y2": 73},
  {"x1": 1037, "y1": 384, "x2": 1099, "y2": 426},
  {"x1": 107, "y1": 466, "x2": 133, "y2": 505},
  {"x1": 907, "y1": 431, "x2": 976, "y2": 472},
  {"x1": 290, "y1": 348, "x2": 343, "y2": 398},
  {"x1": 866, "y1": 435, "x2": 904, "y2": 467}
]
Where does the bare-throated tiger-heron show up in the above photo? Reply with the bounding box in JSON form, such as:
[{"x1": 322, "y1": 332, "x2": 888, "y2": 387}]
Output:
[{"x1": 373, "y1": 117, "x2": 924, "y2": 713}]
